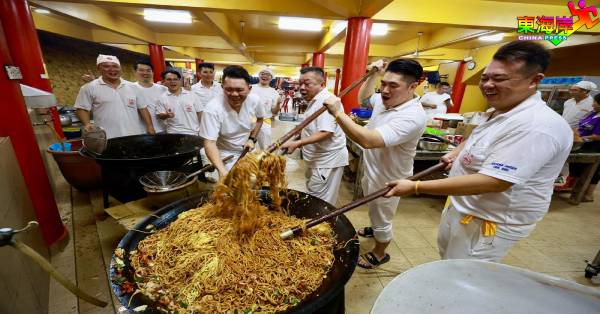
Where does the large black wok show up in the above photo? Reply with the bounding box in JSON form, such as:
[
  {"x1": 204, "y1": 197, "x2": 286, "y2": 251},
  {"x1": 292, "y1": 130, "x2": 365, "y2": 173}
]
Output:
[
  {"x1": 109, "y1": 189, "x2": 359, "y2": 313},
  {"x1": 80, "y1": 134, "x2": 203, "y2": 204}
]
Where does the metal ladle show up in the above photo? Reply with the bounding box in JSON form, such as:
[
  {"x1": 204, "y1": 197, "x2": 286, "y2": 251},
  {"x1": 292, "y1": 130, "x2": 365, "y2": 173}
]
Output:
[{"x1": 82, "y1": 125, "x2": 107, "y2": 156}]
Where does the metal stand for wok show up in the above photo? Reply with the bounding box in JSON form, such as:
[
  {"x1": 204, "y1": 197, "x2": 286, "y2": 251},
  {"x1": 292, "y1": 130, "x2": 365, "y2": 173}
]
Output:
[{"x1": 100, "y1": 158, "x2": 205, "y2": 208}]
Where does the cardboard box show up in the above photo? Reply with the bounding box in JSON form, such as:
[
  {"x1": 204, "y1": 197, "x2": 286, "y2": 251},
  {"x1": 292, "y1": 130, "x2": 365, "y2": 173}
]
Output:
[{"x1": 0, "y1": 137, "x2": 50, "y2": 314}]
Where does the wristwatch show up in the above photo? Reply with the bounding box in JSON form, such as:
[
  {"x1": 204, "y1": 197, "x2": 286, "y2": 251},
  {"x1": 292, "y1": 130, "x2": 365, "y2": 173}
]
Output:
[{"x1": 249, "y1": 136, "x2": 257, "y2": 143}]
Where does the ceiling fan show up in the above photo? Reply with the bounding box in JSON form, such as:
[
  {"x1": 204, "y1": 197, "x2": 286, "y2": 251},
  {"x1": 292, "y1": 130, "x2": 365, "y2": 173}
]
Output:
[
  {"x1": 404, "y1": 32, "x2": 445, "y2": 58},
  {"x1": 237, "y1": 21, "x2": 265, "y2": 51}
]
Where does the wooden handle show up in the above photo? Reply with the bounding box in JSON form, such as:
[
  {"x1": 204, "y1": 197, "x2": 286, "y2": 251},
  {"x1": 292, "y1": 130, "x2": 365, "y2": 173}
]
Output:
[
  {"x1": 268, "y1": 68, "x2": 378, "y2": 154},
  {"x1": 231, "y1": 146, "x2": 252, "y2": 169},
  {"x1": 281, "y1": 162, "x2": 447, "y2": 239},
  {"x1": 267, "y1": 104, "x2": 324, "y2": 153},
  {"x1": 336, "y1": 67, "x2": 378, "y2": 99},
  {"x1": 186, "y1": 155, "x2": 234, "y2": 179},
  {"x1": 11, "y1": 240, "x2": 108, "y2": 307}
]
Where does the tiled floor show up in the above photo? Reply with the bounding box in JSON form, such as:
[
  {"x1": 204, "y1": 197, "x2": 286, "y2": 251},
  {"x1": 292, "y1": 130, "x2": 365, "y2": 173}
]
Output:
[{"x1": 46, "y1": 119, "x2": 600, "y2": 314}]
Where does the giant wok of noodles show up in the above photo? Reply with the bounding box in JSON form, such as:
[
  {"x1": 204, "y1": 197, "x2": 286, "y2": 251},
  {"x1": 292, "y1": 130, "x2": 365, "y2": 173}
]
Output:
[{"x1": 109, "y1": 152, "x2": 359, "y2": 313}]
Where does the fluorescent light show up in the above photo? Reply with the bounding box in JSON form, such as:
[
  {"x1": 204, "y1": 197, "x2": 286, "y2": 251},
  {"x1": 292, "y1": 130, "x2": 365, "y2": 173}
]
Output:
[
  {"x1": 34, "y1": 8, "x2": 50, "y2": 14},
  {"x1": 371, "y1": 23, "x2": 388, "y2": 36},
  {"x1": 479, "y1": 33, "x2": 504, "y2": 42},
  {"x1": 143, "y1": 9, "x2": 192, "y2": 24},
  {"x1": 279, "y1": 17, "x2": 322, "y2": 32}
]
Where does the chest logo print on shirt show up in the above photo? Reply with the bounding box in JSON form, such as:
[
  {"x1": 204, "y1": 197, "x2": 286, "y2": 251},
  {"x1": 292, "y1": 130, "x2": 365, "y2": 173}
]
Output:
[
  {"x1": 127, "y1": 98, "x2": 136, "y2": 107},
  {"x1": 462, "y1": 152, "x2": 473, "y2": 166},
  {"x1": 185, "y1": 104, "x2": 193, "y2": 112}
]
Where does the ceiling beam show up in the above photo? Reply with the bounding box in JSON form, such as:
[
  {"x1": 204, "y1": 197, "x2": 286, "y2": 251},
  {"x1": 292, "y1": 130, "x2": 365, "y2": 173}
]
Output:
[
  {"x1": 357, "y1": 0, "x2": 394, "y2": 17},
  {"x1": 31, "y1": 0, "x2": 157, "y2": 43},
  {"x1": 45, "y1": 0, "x2": 345, "y2": 19},
  {"x1": 373, "y1": 0, "x2": 600, "y2": 34},
  {"x1": 154, "y1": 33, "x2": 231, "y2": 50},
  {"x1": 167, "y1": 46, "x2": 248, "y2": 63},
  {"x1": 392, "y1": 28, "x2": 496, "y2": 58},
  {"x1": 198, "y1": 11, "x2": 253, "y2": 62},
  {"x1": 91, "y1": 30, "x2": 146, "y2": 45},
  {"x1": 308, "y1": 0, "x2": 360, "y2": 17},
  {"x1": 32, "y1": 11, "x2": 93, "y2": 42}
]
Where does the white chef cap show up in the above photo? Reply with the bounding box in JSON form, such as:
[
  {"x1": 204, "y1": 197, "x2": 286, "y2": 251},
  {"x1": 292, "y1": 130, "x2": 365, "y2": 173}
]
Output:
[
  {"x1": 573, "y1": 80, "x2": 597, "y2": 91},
  {"x1": 96, "y1": 54, "x2": 121, "y2": 66},
  {"x1": 259, "y1": 67, "x2": 274, "y2": 77}
]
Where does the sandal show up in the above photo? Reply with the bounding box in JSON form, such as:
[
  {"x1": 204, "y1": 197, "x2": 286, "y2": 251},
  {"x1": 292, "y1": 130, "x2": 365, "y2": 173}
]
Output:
[
  {"x1": 357, "y1": 252, "x2": 390, "y2": 269},
  {"x1": 357, "y1": 227, "x2": 374, "y2": 238}
]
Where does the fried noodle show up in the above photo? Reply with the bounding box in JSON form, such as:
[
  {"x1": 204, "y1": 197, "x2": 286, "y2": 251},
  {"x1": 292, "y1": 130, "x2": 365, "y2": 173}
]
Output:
[{"x1": 124, "y1": 151, "x2": 336, "y2": 313}]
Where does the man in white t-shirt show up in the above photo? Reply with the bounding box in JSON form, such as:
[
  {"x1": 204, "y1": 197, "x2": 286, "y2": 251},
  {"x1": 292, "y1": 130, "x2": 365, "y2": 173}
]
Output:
[
  {"x1": 80, "y1": 60, "x2": 167, "y2": 132},
  {"x1": 420, "y1": 82, "x2": 453, "y2": 117},
  {"x1": 156, "y1": 70, "x2": 203, "y2": 136},
  {"x1": 75, "y1": 54, "x2": 155, "y2": 139},
  {"x1": 385, "y1": 41, "x2": 572, "y2": 262},
  {"x1": 199, "y1": 65, "x2": 265, "y2": 177},
  {"x1": 191, "y1": 62, "x2": 223, "y2": 108},
  {"x1": 280, "y1": 67, "x2": 349, "y2": 206},
  {"x1": 131, "y1": 60, "x2": 168, "y2": 132},
  {"x1": 562, "y1": 80, "x2": 596, "y2": 129},
  {"x1": 249, "y1": 67, "x2": 282, "y2": 149},
  {"x1": 555, "y1": 80, "x2": 596, "y2": 185},
  {"x1": 324, "y1": 59, "x2": 427, "y2": 269}
]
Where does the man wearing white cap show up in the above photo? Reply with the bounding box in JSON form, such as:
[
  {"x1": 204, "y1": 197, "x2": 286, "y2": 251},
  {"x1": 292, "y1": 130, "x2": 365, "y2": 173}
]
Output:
[
  {"x1": 75, "y1": 54, "x2": 155, "y2": 138},
  {"x1": 249, "y1": 67, "x2": 282, "y2": 149},
  {"x1": 562, "y1": 80, "x2": 597, "y2": 129},
  {"x1": 554, "y1": 80, "x2": 597, "y2": 186}
]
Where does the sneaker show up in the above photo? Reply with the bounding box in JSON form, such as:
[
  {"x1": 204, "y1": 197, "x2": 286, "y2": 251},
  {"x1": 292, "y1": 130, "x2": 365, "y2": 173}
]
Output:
[{"x1": 554, "y1": 176, "x2": 565, "y2": 186}]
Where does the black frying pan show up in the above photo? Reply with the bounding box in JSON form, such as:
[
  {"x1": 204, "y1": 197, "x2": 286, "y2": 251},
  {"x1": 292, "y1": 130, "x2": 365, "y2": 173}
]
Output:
[{"x1": 109, "y1": 189, "x2": 359, "y2": 313}]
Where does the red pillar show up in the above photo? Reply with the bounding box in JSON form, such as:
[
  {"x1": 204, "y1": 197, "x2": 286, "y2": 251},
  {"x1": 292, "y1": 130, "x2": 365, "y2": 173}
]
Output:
[
  {"x1": 0, "y1": 0, "x2": 64, "y2": 138},
  {"x1": 0, "y1": 20, "x2": 65, "y2": 246},
  {"x1": 334, "y1": 68, "x2": 341, "y2": 95},
  {"x1": 148, "y1": 43, "x2": 165, "y2": 83},
  {"x1": 340, "y1": 17, "x2": 372, "y2": 113},
  {"x1": 449, "y1": 61, "x2": 467, "y2": 113},
  {"x1": 195, "y1": 58, "x2": 204, "y2": 81},
  {"x1": 312, "y1": 52, "x2": 324, "y2": 68}
]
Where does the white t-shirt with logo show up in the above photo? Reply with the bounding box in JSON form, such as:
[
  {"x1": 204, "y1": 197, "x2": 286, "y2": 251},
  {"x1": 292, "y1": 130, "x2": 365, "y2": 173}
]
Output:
[
  {"x1": 156, "y1": 89, "x2": 203, "y2": 136},
  {"x1": 134, "y1": 82, "x2": 168, "y2": 132},
  {"x1": 562, "y1": 96, "x2": 593, "y2": 129},
  {"x1": 74, "y1": 78, "x2": 146, "y2": 139},
  {"x1": 199, "y1": 93, "x2": 265, "y2": 155},
  {"x1": 449, "y1": 93, "x2": 572, "y2": 239},
  {"x1": 191, "y1": 81, "x2": 223, "y2": 108},
  {"x1": 364, "y1": 94, "x2": 427, "y2": 184},
  {"x1": 250, "y1": 84, "x2": 279, "y2": 119},
  {"x1": 419, "y1": 91, "x2": 451, "y2": 116},
  {"x1": 301, "y1": 88, "x2": 348, "y2": 169}
]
